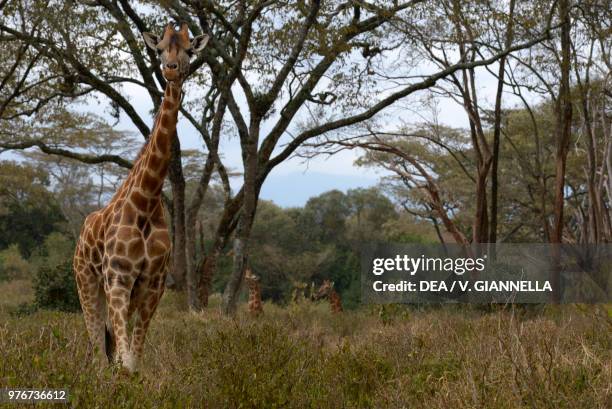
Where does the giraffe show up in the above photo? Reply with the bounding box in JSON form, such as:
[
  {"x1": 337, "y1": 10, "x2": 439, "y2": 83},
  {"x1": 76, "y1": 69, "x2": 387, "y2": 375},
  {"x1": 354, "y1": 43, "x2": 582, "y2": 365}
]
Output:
[
  {"x1": 315, "y1": 280, "x2": 343, "y2": 313},
  {"x1": 244, "y1": 268, "x2": 263, "y2": 316},
  {"x1": 73, "y1": 23, "x2": 209, "y2": 373}
]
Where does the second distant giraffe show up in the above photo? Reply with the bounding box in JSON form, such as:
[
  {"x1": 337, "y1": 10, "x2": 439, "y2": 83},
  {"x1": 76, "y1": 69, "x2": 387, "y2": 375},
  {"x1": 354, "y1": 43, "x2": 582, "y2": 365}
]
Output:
[
  {"x1": 245, "y1": 268, "x2": 263, "y2": 316},
  {"x1": 315, "y1": 280, "x2": 343, "y2": 313}
]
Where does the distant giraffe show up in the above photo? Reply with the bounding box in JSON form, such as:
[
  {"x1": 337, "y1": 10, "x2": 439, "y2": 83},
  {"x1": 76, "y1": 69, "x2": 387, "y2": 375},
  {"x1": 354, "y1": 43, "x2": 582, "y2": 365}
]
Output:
[
  {"x1": 244, "y1": 268, "x2": 263, "y2": 316},
  {"x1": 73, "y1": 23, "x2": 209, "y2": 373},
  {"x1": 315, "y1": 280, "x2": 343, "y2": 313}
]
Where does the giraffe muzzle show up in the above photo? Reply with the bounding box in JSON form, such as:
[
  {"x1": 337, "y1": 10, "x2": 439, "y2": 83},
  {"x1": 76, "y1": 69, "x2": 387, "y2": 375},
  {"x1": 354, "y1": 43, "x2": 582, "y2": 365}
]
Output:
[{"x1": 162, "y1": 67, "x2": 181, "y2": 82}]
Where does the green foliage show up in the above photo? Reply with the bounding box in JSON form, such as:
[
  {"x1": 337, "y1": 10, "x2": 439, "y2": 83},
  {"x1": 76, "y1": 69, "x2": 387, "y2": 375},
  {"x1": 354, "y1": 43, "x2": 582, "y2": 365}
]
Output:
[
  {"x1": 345, "y1": 188, "x2": 397, "y2": 243},
  {"x1": 0, "y1": 244, "x2": 31, "y2": 281},
  {"x1": 33, "y1": 260, "x2": 80, "y2": 312},
  {"x1": 29, "y1": 232, "x2": 75, "y2": 273},
  {"x1": 42, "y1": 232, "x2": 75, "y2": 267},
  {"x1": 300, "y1": 189, "x2": 352, "y2": 243},
  {"x1": 241, "y1": 188, "x2": 415, "y2": 307},
  {"x1": 0, "y1": 162, "x2": 65, "y2": 257},
  {"x1": 315, "y1": 248, "x2": 361, "y2": 308}
]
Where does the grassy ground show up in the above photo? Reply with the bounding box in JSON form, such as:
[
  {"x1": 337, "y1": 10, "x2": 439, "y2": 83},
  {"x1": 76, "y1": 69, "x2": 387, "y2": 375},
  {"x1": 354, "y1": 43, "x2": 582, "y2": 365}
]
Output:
[{"x1": 0, "y1": 279, "x2": 610, "y2": 409}]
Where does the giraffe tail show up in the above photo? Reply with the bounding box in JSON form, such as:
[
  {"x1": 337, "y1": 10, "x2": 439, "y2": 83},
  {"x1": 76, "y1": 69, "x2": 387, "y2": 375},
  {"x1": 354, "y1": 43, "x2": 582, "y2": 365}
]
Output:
[{"x1": 104, "y1": 323, "x2": 115, "y2": 364}]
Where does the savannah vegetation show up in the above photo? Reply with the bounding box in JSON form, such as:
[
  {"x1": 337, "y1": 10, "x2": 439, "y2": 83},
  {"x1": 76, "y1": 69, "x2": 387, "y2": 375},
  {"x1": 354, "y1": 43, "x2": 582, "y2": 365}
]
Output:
[
  {"x1": 1, "y1": 280, "x2": 611, "y2": 408},
  {"x1": 0, "y1": 0, "x2": 611, "y2": 407}
]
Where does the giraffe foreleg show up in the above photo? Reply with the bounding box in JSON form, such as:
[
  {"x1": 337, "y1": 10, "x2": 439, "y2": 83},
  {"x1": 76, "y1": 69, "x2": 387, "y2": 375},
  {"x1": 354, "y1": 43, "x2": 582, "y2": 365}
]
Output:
[
  {"x1": 104, "y1": 261, "x2": 137, "y2": 373},
  {"x1": 129, "y1": 292, "x2": 160, "y2": 368},
  {"x1": 130, "y1": 269, "x2": 166, "y2": 368}
]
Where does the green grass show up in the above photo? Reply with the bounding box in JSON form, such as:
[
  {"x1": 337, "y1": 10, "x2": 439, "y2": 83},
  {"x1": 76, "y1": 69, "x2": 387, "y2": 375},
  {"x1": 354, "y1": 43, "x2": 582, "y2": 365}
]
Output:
[{"x1": 0, "y1": 280, "x2": 610, "y2": 408}]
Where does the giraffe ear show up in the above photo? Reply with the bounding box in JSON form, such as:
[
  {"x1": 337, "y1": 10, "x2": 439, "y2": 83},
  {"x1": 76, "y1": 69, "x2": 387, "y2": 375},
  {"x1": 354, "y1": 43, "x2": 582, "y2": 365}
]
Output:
[
  {"x1": 190, "y1": 34, "x2": 209, "y2": 53},
  {"x1": 143, "y1": 32, "x2": 160, "y2": 51}
]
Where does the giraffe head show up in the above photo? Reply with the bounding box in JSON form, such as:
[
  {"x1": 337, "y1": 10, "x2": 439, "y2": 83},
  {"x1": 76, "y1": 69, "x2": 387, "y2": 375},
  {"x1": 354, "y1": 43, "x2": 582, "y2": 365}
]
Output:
[
  {"x1": 245, "y1": 268, "x2": 259, "y2": 284},
  {"x1": 143, "y1": 23, "x2": 209, "y2": 83},
  {"x1": 315, "y1": 279, "x2": 334, "y2": 300}
]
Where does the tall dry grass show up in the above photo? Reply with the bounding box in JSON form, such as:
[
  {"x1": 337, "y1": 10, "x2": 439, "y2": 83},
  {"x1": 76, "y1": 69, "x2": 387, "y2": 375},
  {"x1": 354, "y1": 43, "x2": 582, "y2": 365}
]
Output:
[{"x1": 0, "y1": 281, "x2": 610, "y2": 408}]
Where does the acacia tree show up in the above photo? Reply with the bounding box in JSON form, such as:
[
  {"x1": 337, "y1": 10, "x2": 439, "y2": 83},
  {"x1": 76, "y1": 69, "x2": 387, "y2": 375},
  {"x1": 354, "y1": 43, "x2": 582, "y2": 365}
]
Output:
[
  {"x1": 567, "y1": 1, "x2": 611, "y2": 244},
  {"x1": 297, "y1": 0, "x2": 559, "y2": 245},
  {"x1": 1, "y1": 0, "x2": 563, "y2": 313},
  {"x1": 203, "y1": 0, "x2": 559, "y2": 313},
  {"x1": 346, "y1": 131, "x2": 472, "y2": 248},
  {"x1": 395, "y1": 0, "x2": 550, "y2": 245}
]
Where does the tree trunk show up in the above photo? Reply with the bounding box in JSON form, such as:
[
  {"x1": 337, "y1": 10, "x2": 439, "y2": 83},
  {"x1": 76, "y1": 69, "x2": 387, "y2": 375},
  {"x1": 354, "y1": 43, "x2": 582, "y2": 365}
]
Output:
[
  {"x1": 185, "y1": 155, "x2": 216, "y2": 310},
  {"x1": 198, "y1": 215, "x2": 238, "y2": 307},
  {"x1": 473, "y1": 163, "x2": 491, "y2": 245},
  {"x1": 430, "y1": 187, "x2": 471, "y2": 251},
  {"x1": 198, "y1": 252, "x2": 217, "y2": 307},
  {"x1": 429, "y1": 214, "x2": 447, "y2": 248},
  {"x1": 552, "y1": 0, "x2": 573, "y2": 243},
  {"x1": 222, "y1": 118, "x2": 260, "y2": 315},
  {"x1": 489, "y1": 0, "x2": 515, "y2": 243},
  {"x1": 185, "y1": 218, "x2": 200, "y2": 309},
  {"x1": 574, "y1": 48, "x2": 600, "y2": 243},
  {"x1": 185, "y1": 94, "x2": 228, "y2": 309},
  {"x1": 602, "y1": 109, "x2": 612, "y2": 240},
  {"x1": 221, "y1": 217, "x2": 251, "y2": 315},
  {"x1": 197, "y1": 190, "x2": 242, "y2": 307},
  {"x1": 167, "y1": 131, "x2": 187, "y2": 291},
  {"x1": 550, "y1": 0, "x2": 573, "y2": 303},
  {"x1": 222, "y1": 198, "x2": 258, "y2": 314},
  {"x1": 489, "y1": 127, "x2": 501, "y2": 243}
]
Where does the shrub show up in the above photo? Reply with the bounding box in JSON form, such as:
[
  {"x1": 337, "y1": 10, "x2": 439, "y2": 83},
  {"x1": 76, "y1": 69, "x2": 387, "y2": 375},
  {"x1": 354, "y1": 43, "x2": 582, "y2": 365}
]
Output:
[
  {"x1": 28, "y1": 232, "x2": 75, "y2": 273},
  {"x1": 33, "y1": 260, "x2": 80, "y2": 312},
  {"x1": 42, "y1": 232, "x2": 75, "y2": 268},
  {"x1": 0, "y1": 244, "x2": 31, "y2": 281}
]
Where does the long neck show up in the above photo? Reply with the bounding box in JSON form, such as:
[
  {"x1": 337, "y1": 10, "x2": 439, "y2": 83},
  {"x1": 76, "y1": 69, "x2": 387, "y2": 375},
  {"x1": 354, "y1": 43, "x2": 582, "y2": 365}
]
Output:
[
  {"x1": 247, "y1": 280, "x2": 259, "y2": 295},
  {"x1": 329, "y1": 290, "x2": 341, "y2": 309},
  {"x1": 129, "y1": 81, "x2": 182, "y2": 208}
]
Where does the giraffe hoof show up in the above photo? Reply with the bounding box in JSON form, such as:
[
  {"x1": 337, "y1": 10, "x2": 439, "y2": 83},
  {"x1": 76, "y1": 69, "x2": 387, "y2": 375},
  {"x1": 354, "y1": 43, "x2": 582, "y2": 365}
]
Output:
[
  {"x1": 117, "y1": 366, "x2": 141, "y2": 382},
  {"x1": 120, "y1": 354, "x2": 138, "y2": 374}
]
